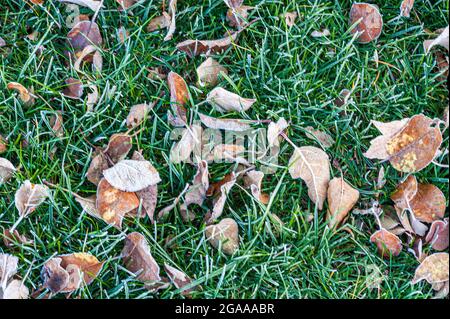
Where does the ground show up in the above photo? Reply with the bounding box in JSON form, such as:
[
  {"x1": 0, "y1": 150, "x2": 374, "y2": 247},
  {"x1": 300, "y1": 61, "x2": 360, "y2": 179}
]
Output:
[{"x1": 0, "y1": 0, "x2": 448, "y2": 299}]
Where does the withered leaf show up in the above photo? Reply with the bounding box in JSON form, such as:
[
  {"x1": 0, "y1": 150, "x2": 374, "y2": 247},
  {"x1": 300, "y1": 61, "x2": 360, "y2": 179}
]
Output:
[
  {"x1": 206, "y1": 87, "x2": 256, "y2": 113},
  {"x1": 167, "y1": 71, "x2": 189, "y2": 126},
  {"x1": 327, "y1": 177, "x2": 360, "y2": 229},
  {"x1": 164, "y1": 0, "x2": 177, "y2": 41},
  {"x1": 58, "y1": 0, "x2": 104, "y2": 12},
  {"x1": 349, "y1": 3, "x2": 383, "y2": 44},
  {"x1": 267, "y1": 117, "x2": 288, "y2": 148},
  {"x1": 2, "y1": 228, "x2": 33, "y2": 248},
  {"x1": 0, "y1": 254, "x2": 29, "y2": 300},
  {"x1": 199, "y1": 113, "x2": 251, "y2": 132},
  {"x1": 243, "y1": 170, "x2": 269, "y2": 204},
  {"x1": 207, "y1": 144, "x2": 249, "y2": 166},
  {"x1": 207, "y1": 172, "x2": 235, "y2": 197},
  {"x1": 311, "y1": 29, "x2": 330, "y2": 38},
  {"x1": 122, "y1": 232, "x2": 162, "y2": 287},
  {"x1": 207, "y1": 173, "x2": 236, "y2": 224},
  {"x1": 117, "y1": 0, "x2": 137, "y2": 11},
  {"x1": 15, "y1": 180, "x2": 49, "y2": 217},
  {"x1": 103, "y1": 159, "x2": 161, "y2": 192},
  {"x1": 86, "y1": 83, "x2": 99, "y2": 112},
  {"x1": 164, "y1": 263, "x2": 196, "y2": 296},
  {"x1": 227, "y1": 6, "x2": 254, "y2": 28},
  {"x1": 0, "y1": 157, "x2": 15, "y2": 185},
  {"x1": 180, "y1": 161, "x2": 209, "y2": 222},
  {"x1": 288, "y1": 146, "x2": 330, "y2": 210},
  {"x1": 126, "y1": 103, "x2": 154, "y2": 128},
  {"x1": 0, "y1": 136, "x2": 7, "y2": 154},
  {"x1": 284, "y1": 12, "x2": 298, "y2": 27},
  {"x1": 49, "y1": 112, "x2": 64, "y2": 138},
  {"x1": 370, "y1": 229, "x2": 402, "y2": 259},
  {"x1": 7, "y1": 82, "x2": 35, "y2": 106},
  {"x1": 96, "y1": 178, "x2": 139, "y2": 229},
  {"x1": 68, "y1": 20, "x2": 103, "y2": 53},
  {"x1": 205, "y1": 218, "x2": 239, "y2": 255},
  {"x1": 75, "y1": 195, "x2": 102, "y2": 221},
  {"x1": 104, "y1": 133, "x2": 132, "y2": 163},
  {"x1": 412, "y1": 253, "x2": 449, "y2": 285},
  {"x1": 224, "y1": 0, "x2": 243, "y2": 9},
  {"x1": 62, "y1": 78, "x2": 83, "y2": 99},
  {"x1": 170, "y1": 125, "x2": 202, "y2": 164},
  {"x1": 1, "y1": 279, "x2": 29, "y2": 299},
  {"x1": 147, "y1": 13, "x2": 171, "y2": 32},
  {"x1": 426, "y1": 218, "x2": 449, "y2": 251},
  {"x1": 305, "y1": 126, "x2": 334, "y2": 148},
  {"x1": 41, "y1": 258, "x2": 69, "y2": 294},
  {"x1": 424, "y1": 26, "x2": 449, "y2": 53},
  {"x1": 197, "y1": 57, "x2": 228, "y2": 87},
  {"x1": 0, "y1": 36, "x2": 5, "y2": 47},
  {"x1": 400, "y1": 0, "x2": 415, "y2": 18},
  {"x1": 86, "y1": 153, "x2": 109, "y2": 185},
  {"x1": 176, "y1": 31, "x2": 239, "y2": 57}
]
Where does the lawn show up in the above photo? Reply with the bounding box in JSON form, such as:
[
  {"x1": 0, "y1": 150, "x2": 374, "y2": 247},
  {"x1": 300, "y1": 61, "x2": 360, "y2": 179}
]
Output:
[{"x1": 0, "y1": 0, "x2": 448, "y2": 299}]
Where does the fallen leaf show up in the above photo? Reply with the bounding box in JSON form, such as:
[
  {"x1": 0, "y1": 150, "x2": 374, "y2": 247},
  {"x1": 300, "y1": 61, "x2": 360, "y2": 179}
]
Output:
[
  {"x1": 267, "y1": 117, "x2": 288, "y2": 148},
  {"x1": 304, "y1": 126, "x2": 334, "y2": 148},
  {"x1": 223, "y1": 0, "x2": 243, "y2": 8},
  {"x1": 126, "y1": 103, "x2": 154, "y2": 128},
  {"x1": 0, "y1": 254, "x2": 29, "y2": 300},
  {"x1": 73, "y1": 45, "x2": 98, "y2": 72},
  {"x1": 170, "y1": 125, "x2": 202, "y2": 164},
  {"x1": 104, "y1": 133, "x2": 132, "y2": 163},
  {"x1": 75, "y1": 195, "x2": 103, "y2": 221},
  {"x1": 176, "y1": 31, "x2": 239, "y2": 57},
  {"x1": 167, "y1": 71, "x2": 189, "y2": 126},
  {"x1": 207, "y1": 172, "x2": 235, "y2": 197},
  {"x1": 86, "y1": 83, "x2": 99, "y2": 112},
  {"x1": 14, "y1": 180, "x2": 49, "y2": 218},
  {"x1": 0, "y1": 37, "x2": 5, "y2": 47},
  {"x1": 205, "y1": 218, "x2": 239, "y2": 255},
  {"x1": 400, "y1": 0, "x2": 415, "y2": 17},
  {"x1": 87, "y1": 153, "x2": 109, "y2": 185},
  {"x1": 1, "y1": 279, "x2": 29, "y2": 299},
  {"x1": 334, "y1": 88, "x2": 351, "y2": 107},
  {"x1": 164, "y1": 0, "x2": 177, "y2": 41},
  {"x1": 443, "y1": 106, "x2": 449, "y2": 129},
  {"x1": 0, "y1": 157, "x2": 15, "y2": 185},
  {"x1": 435, "y1": 51, "x2": 449, "y2": 82},
  {"x1": 116, "y1": 0, "x2": 136, "y2": 11},
  {"x1": 49, "y1": 112, "x2": 64, "y2": 138},
  {"x1": 180, "y1": 161, "x2": 209, "y2": 222},
  {"x1": 0, "y1": 136, "x2": 7, "y2": 154},
  {"x1": 122, "y1": 232, "x2": 163, "y2": 289},
  {"x1": 243, "y1": 170, "x2": 269, "y2": 204},
  {"x1": 96, "y1": 178, "x2": 140, "y2": 228},
  {"x1": 284, "y1": 12, "x2": 297, "y2": 27},
  {"x1": 2, "y1": 228, "x2": 33, "y2": 248},
  {"x1": 117, "y1": 26, "x2": 129, "y2": 43},
  {"x1": 206, "y1": 87, "x2": 256, "y2": 113},
  {"x1": 412, "y1": 253, "x2": 449, "y2": 285},
  {"x1": 7, "y1": 82, "x2": 35, "y2": 106},
  {"x1": 226, "y1": 6, "x2": 254, "y2": 28},
  {"x1": 207, "y1": 173, "x2": 236, "y2": 223},
  {"x1": 425, "y1": 218, "x2": 449, "y2": 251},
  {"x1": 370, "y1": 229, "x2": 402, "y2": 258},
  {"x1": 349, "y1": 3, "x2": 383, "y2": 44},
  {"x1": 197, "y1": 57, "x2": 228, "y2": 87},
  {"x1": 103, "y1": 159, "x2": 161, "y2": 192},
  {"x1": 432, "y1": 280, "x2": 449, "y2": 299},
  {"x1": 41, "y1": 258, "x2": 69, "y2": 293},
  {"x1": 58, "y1": 0, "x2": 104, "y2": 11},
  {"x1": 164, "y1": 264, "x2": 196, "y2": 296},
  {"x1": 208, "y1": 144, "x2": 249, "y2": 165},
  {"x1": 327, "y1": 177, "x2": 360, "y2": 229},
  {"x1": 147, "y1": 14, "x2": 171, "y2": 32},
  {"x1": 311, "y1": 29, "x2": 330, "y2": 38},
  {"x1": 199, "y1": 113, "x2": 251, "y2": 132},
  {"x1": 157, "y1": 184, "x2": 190, "y2": 220},
  {"x1": 424, "y1": 26, "x2": 449, "y2": 53},
  {"x1": 67, "y1": 20, "x2": 103, "y2": 54},
  {"x1": 390, "y1": 175, "x2": 418, "y2": 209},
  {"x1": 288, "y1": 146, "x2": 330, "y2": 210}
]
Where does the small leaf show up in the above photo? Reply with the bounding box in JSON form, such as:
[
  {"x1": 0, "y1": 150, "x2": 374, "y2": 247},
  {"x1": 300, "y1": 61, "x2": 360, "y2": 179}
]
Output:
[
  {"x1": 196, "y1": 57, "x2": 228, "y2": 87},
  {"x1": 243, "y1": 170, "x2": 269, "y2": 204},
  {"x1": 62, "y1": 78, "x2": 83, "y2": 99},
  {"x1": 370, "y1": 229, "x2": 402, "y2": 258},
  {"x1": 284, "y1": 12, "x2": 297, "y2": 27},
  {"x1": 167, "y1": 71, "x2": 189, "y2": 126},
  {"x1": 304, "y1": 126, "x2": 334, "y2": 148},
  {"x1": 226, "y1": 6, "x2": 254, "y2": 28},
  {"x1": 147, "y1": 14, "x2": 171, "y2": 32},
  {"x1": 0, "y1": 157, "x2": 15, "y2": 185},
  {"x1": 14, "y1": 180, "x2": 49, "y2": 217},
  {"x1": 176, "y1": 31, "x2": 239, "y2": 57},
  {"x1": 349, "y1": 3, "x2": 383, "y2": 44},
  {"x1": 267, "y1": 117, "x2": 288, "y2": 148},
  {"x1": 67, "y1": 20, "x2": 102, "y2": 53},
  {"x1": 205, "y1": 218, "x2": 239, "y2": 255},
  {"x1": 86, "y1": 153, "x2": 109, "y2": 185},
  {"x1": 103, "y1": 159, "x2": 161, "y2": 192},
  {"x1": 104, "y1": 133, "x2": 133, "y2": 163},
  {"x1": 180, "y1": 161, "x2": 209, "y2": 222},
  {"x1": 311, "y1": 29, "x2": 330, "y2": 38},
  {"x1": 327, "y1": 177, "x2": 360, "y2": 229},
  {"x1": 412, "y1": 253, "x2": 449, "y2": 285},
  {"x1": 206, "y1": 87, "x2": 256, "y2": 113},
  {"x1": 7, "y1": 82, "x2": 35, "y2": 106},
  {"x1": 58, "y1": 0, "x2": 104, "y2": 12},
  {"x1": 164, "y1": 264, "x2": 196, "y2": 296},
  {"x1": 163, "y1": 0, "x2": 177, "y2": 41},
  {"x1": 126, "y1": 103, "x2": 154, "y2": 128},
  {"x1": 207, "y1": 173, "x2": 237, "y2": 223},
  {"x1": 400, "y1": 0, "x2": 415, "y2": 18},
  {"x1": 424, "y1": 26, "x2": 449, "y2": 53},
  {"x1": 2, "y1": 228, "x2": 33, "y2": 248},
  {"x1": 170, "y1": 125, "x2": 202, "y2": 164}
]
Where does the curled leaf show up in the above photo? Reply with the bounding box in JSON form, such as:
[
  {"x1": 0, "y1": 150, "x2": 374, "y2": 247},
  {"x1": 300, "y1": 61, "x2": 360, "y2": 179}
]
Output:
[
  {"x1": 164, "y1": 0, "x2": 177, "y2": 41},
  {"x1": 267, "y1": 117, "x2": 288, "y2": 148},
  {"x1": 168, "y1": 71, "x2": 189, "y2": 126},
  {"x1": 424, "y1": 26, "x2": 449, "y2": 53},
  {"x1": 0, "y1": 157, "x2": 16, "y2": 185},
  {"x1": 147, "y1": 13, "x2": 171, "y2": 32},
  {"x1": 15, "y1": 180, "x2": 49, "y2": 217},
  {"x1": 226, "y1": 6, "x2": 254, "y2": 28},
  {"x1": 425, "y1": 218, "x2": 449, "y2": 251},
  {"x1": 327, "y1": 177, "x2": 360, "y2": 229},
  {"x1": 62, "y1": 78, "x2": 83, "y2": 99},
  {"x1": 311, "y1": 29, "x2": 330, "y2": 38},
  {"x1": 243, "y1": 170, "x2": 269, "y2": 204},
  {"x1": 7, "y1": 82, "x2": 35, "y2": 106},
  {"x1": 68, "y1": 20, "x2": 103, "y2": 53},
  {"x1": 370, "y1": 229, "x2": 402, "y2": 259},
  {"x1": 179, "y1": 161, "x2": 209, "y2": 222},
  {"x1": 349, "y1": 3, "x2": 383, "y2": 44},
  {"x1": 205, "y1": 218, "x2": 239, "y2": 255},
  {"x1": 164, "y1": 264, "x2": 196, "y2": 296},
  {"x1": 2, "y1": 228, "x2": 33, "y2": 248},
  {"x1": 86, "y1": 153, "x2": 109, "y2": 185},
  {"x1": 170, "y1": 125, "x2": 202, "y2": 164},
  {"x1": 284, "y1": 12, "x2": 297, "y2": 27},
  {"x1": 207, "y1": 173, "x2": 236, "y2": 223},
  {"x1": 206, "y1": 87, "x2": 256, "y2": 113}
]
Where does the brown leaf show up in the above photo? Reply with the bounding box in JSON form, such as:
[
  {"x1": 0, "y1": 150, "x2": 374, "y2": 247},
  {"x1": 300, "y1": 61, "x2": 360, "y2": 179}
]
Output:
[
  {"x1": 425, "y1": 218, "x2": 449, "y2": 251},
  {"x1": 86, "y1": 83, "x2": 99, "y2": 112},
  {"x1": 164, "y1": 0, "x2": 177, "y2": 41},
  {"x1": 116, "y1": 0, "x2": 137, "y2": 11},
  {"x1": 147, "y1": 13, "x2": 171, "y2": 32},
  {"x1": 180, "y1": 161, "x2": 209, "y2": 222},
  {"x1": 167, "y1": 71, "x2": 189, "y2": 126},
  {"x1": 196, "y1": 57, "x2": 228, "y2": 87},
  {"x1": 126, "y1": 103, "x2": 154, "y2": 128},
  {"x1": 96, "y1": 178, "x2": 140, "y2": 229},
  {"x1": 284, "y1": 12, "x2": 298, "y2": 27},
  {"x1": 0, "y1": 157, "x2": 15, "y2": 185},
  {"x1": 400, "y1": 0, "x2": 415, "y2": 17},
  {"x1": 243, "y1": 170, "x2": 269, "y2": 204},
  {"x1": 206, "y1": 87, "x2": 256, "y2": 113},
  {"x1": 86, "y1": 153, "x2": 109, "y2": 185},
  {"x1": 207, "y1": 173, "x2": 237, "y2": 223},
  {"x1": 117, "y1": 26, "x2": 129, "y2": 43},
  {"x1": 0, "y1": 254, "x2": 29, "y2": 299},
  {"x1": 224, "y1": 0, "x2": 243, "y2": 9},
  {"x1": 62, "y1": 78, "x2": 83, "y2": 99},
  {"x1": 205, "y1": 218, "x2": 239, "y2": 255},
  {"x1": 41, "y1": 258, "x2": 69, "y2": 294},
  {"x1": 199, "y1": 113, "x2": 251, "y2": 132},
  {"x1": 226, "y1": 6, "x2": 254, "y2": 28},
  {"x1": 327, "y1": 177, "x2": 360, "y2": 229},
  {"x1": 122, "y1": 232, "x2": 162, "y2": 288},
  {"x1": 288, "y1": 146, "x2": 330, "y2": 210},
  {"x1": 424, "y1": 26, "x2": 449, "y2": 53},
  {"x1": 14, "y1": 180, "x2": 49, "y2": 217},
  {"x1": 207, "y1": 144, "x2": 250, "y2": 166},
  {"x1": 0, "y1": 136, "x2": 7, "y2": 154},
  {"x1": 390, "y1": 175, "x2": 418, "y2": 209},
  {"x1": 412, "y1": 253, "x2": 449, "y2": 285},
  {"x1": 349, "y1": 3, "x2": 383, "y2": 44},
  {"x1": 60, "y1": 253, "x2": 103, "y2": 286},
  {"x1": 75, "y1": 195, "x2": 102, "y2": 221},
  {"x1": 207, "y1": 172, "x2": 235, "y2": 197},
  {"x1": 7, "y1": 82, "x2": 35, "y2": 106},
  {"x1": 334, "y1": 88, "x2": 351, "y2": 107},
  {"x1": 104, "y1": 133, "x2": 132, "y2": 163},
  {"x1": 0, "y1": 36, "x2": 6, "y2": 47},
  {"x1": 170, "y1": 125, "x2": 202, "y2": 164},
  {"x1": 157, "y1": 184, "x2": 190, "y2": 220},
  {"x1": 304, "y1": 126, "x2": 334, "y2": 148},
  {"x1": 370, "y1": 229, "x2": 402, "y2": 258},
  {"x1": 67, "y1": 20, "x2": 103, "y2": 54},
  {"x1": 176, "y1": 31, "x2": 239, "y2": 57},
  {"x1": 58, "y1": 0, "x2": 104, "y2": 12},
  {"x1": 164, "y1": 264, "x2": 196, "y2": 296},
  {"x1": 2, "y1": 228, "x2": 33, "y2": 248}
]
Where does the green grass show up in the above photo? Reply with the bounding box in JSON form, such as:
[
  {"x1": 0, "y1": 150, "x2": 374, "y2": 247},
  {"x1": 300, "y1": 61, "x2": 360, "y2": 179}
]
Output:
[{"x1": 0, "y1": 0, "x2": 448, "y2": 299}]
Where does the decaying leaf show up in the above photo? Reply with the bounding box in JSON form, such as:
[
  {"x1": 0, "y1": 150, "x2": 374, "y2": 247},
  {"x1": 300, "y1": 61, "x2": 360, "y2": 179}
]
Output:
[
  {"x1": 170, "y1": 125, "x2": 202, "y2": 164},
  {"x1": 15, "y1": 180, "x2": 49, "y2": 218},
  {"x1": 117, "y1": 0, "x2": 137, "y2": 11},
  {"x1": 7, "y1": 82, "x2": 35, "y2": 106},
  {"x1": 334, "y1": 88, "x2": 351, "y2": 107},
  {"x1": 327, "y1": 177, "x2": 360, "y2": 229},
  {"x1": 311, "y1": 29, "x2": 330, "y2": 38},
  {"x1": 424, "y1": 26, "x2": 449, "y2": 54},
  {"x1": 224, "y1": 0, "x2": 243, "y2": 9},
  {"x1": 58, "y1": 0, "x2": 104, "y2": 11},
  {"x1": 226, "y1": 6, "x2": 254, "y2": 28},
  {"x1": 86, "y1": 83, "x2": 99, "y2": 112},
  {"x1": 62, "y1": 78, "x2": 83, "y2": 99},
  {"x1": 179, "y1": 161, "x2": 209, "y2": 222},
  {"x1": 104, "y1": 133, "x2": 132, "y2": 164},
  {"x1": 349, "y1": 3, "x2": 383, "y2": 44},
  {"x1": 68, "y1": 20, "x2": 103, "y2": 54},
  {"x1": 49, "y1": 112, "x2": 64, "y2": 138},
  {"x1": 391, "y1": 175, "x2": 446, "y2": 223},
  {"x1": 412, "y1": 253, "x2": 449, "y2": 285},
  {"x1": 432, "y1": 280, "x2": 449, "y2": 299},
  {"x1": 425, "y1": 218, "x2": 449, "y2": 251},
  {"x1": 400, "y1": 0, "x2": 415, "y2": 18},
  {"x1": 73, "y1": 45, "x2": 98, "y2": 72},
  {"x1": 304, "y1": 126, "x2": 334, "y2": 148},
  {"x1": 206, "y1": 87, "x2": 256, "y2": 113},
  {"x1": 75, "y1": 195, "x2": 102, "y2": 221},
  {"x1": 197, "y1": 57, "x2": 228, "y2": 87},
  {"x1": 0, "y1": 136, "x2": 7, "y2": 154},
  {"x1": 167, "y1": 71, "x2": 189, "y2": 126},
  {"x1": 86, "y1": 153, "x2": 109, "y2": 185},
  {"x1": 207, "y1": 173, "x2": 237, "y2": 223},
  {"x1": 0, "y1": 157, "x2": 15, "y2": 185},
  {"x1": 370, "y1": 229, "x2": 402, "y2": 258},
  {"x1": 126, "y1": 103, "x2": 154, "y2": 128},
  {"x1": 207, "y1": 144, "x2": 249, "y2": 166},
  {"x1": 122, "y1": 232, "x2": 164, "y2": 290},
  {"x1": 243, "y1": 170, "x2": 269, "y2": 204},
  {"x1": 157, "y1": 184, "x2": 190, "y2": 220},
  {"x1": 205, "y1": 218, "x2": 239, "y2": 255},
  {"x1": 288, "y1": 146, "x2": 330, "y2": 210},
  {"x1": 267, "y1": 117, "x2": 288, "y2": 148},
  {"x1": 284, "y1": 12, "x2": 297, "y2": 27},
  {"x1": 176, "y1": 31, "x2": 239, "y2": 57},
  {"x1": 364, "y1": 115, "x2": 442, "y2": 173},
  {"x1": 96, "y1": 178, "x2": 140, "y2": 228},
  {"x1": 2, "y1": 228, "x2": 33, "y2": 248},
  {"x1": 103, "y1": 159, "x2": 161, "y2": 192},
  {"x1": 199, "y1": 113, "x2": 251, "y2": 132},
  {"x1": 207, "y1": 172, "x2": 235, "y2": 197},
  {"x1": 164, "y1": 0, "x2": 177, "y2": 41},
  {"x1": 147, "y1": 13, "x2": 171, "y2": 32},
  {"x1": 0, "y1": 254, "x2": 29, "y2": 299},
  {"x1": 41, "y1": 253, "x2": 103, "y2": 294},
  {"x1": 164, "y1": 264, "x2": 196, "y2": 296}
]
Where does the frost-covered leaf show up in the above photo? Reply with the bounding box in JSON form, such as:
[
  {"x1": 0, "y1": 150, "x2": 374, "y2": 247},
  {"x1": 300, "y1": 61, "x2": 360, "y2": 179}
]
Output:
[
  {"x1": 126, "y1": 103, "x2": 154, "y2": 128},
  {"x1": 370, "y1": 229, "x2": 402, "y2": 259},
  {"x1": 164, "y1": 264, "x2": 196, "y2": 296},
  {"x1": 167, "y1": 71, "x2": 189, "y2": 126},
  {"x1": 170, "y1": 125, "x2": 202, "y2": 164},
  {"x1": 243, "y1": 170, "x2": 269, "y2": 204},
  {"x1": 7, "y1": 82, "x2": 35, "y2": 106},
  {"x1": 58, "y1": 0, "x2": 104, "y2": 11},
  {"x1": 400, "y1": 0, "x2": 414, "y2": 17},
  {"x1": 349, "y1": 3, "x2": 383, "y2": 44},
  {"x1": 199, "y1": 113, "x2": 251, "y2": 132},
  {"x1": 412, "y1": 253, "x2": 449, "y2": 285},
  {"x1": 207, "y1": 173, "x2": 236, "y2": 223},
  {"x1": 305, "y1": 126, "x2": 334, "y2": 148},
  {"x1": 0, "y1": 157, "x2": 15, "y2": 185},
  {"x1": 197, "y1": 57, "x2": 228, "y2": 87},
  {"x1": 327, "y1": 177, "x2": 360, "y2": 229},
  {"x1": 67, "y1": 20, "x2": 102, "y2": 53},
  {"x1": 104, "y1": 133, "x2": 132, "y2": 163},
  {"x1": 206, "y1": 87, "x2": 256, "y2": 113},
  {"x1": 424, "y1": 26, "x2": 449, "y2": 53},
  {"x1": 62, "y1": 78, "x2": 83, "y2": 99},
  {"x1": 205, "y1": 218, "x2": 239, "y2": 255},
  {"x1": 267, "y1": 117, "x2": 288, "y2": 148},
  {"x1": 176, "y1": 31, "x2": 239, "y2": 57},
  {"x1": 180, "y1": 161, "x2": 209, "y2": 222},
  {"x1": 15, "y1": 180, "x2": 49, "y2": 217}
]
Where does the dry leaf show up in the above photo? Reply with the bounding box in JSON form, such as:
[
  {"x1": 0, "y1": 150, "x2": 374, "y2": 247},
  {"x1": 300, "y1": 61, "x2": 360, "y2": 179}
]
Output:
[
  {"x1": 104, "y1": 133, "x2": 133, "y2": 164},
  {"x1": 425, "y1": 218, "x2": 449, "y2": 251},
  {"x1": 199, "y1": 113, "x2": 251, "y2": 132},
  {"x1": 284, "y1": 12, "x2": 297, "y2": 27},
  {"x1": 87, "y1": 153, "x2": 109, "y2": 185},
  {"x1": 103, "y1": 159, "x2": 161, "y2": 192},
  {"x1": 7, "y1": 82, "x2": 35, "y2": 106},
  {"x1": 179, "y1": 161, "x2": 209, "y2": 222},
  {"x1": 164, "y1": 0, "x2": 177, "y2": 41},
  {"x1": 176, "y1": 31, "x2": 239, "y2": 57},
  {"x1": 157, "y1": 184, "x2": 190, "y2": 220},
  {"x1": 75, "y1": 195, "x2": 102, "y2": 221},
  {"x1": 267, "y1": 117, "x2": 288, "y2": 148},
  {"x1": 2, "y1": 228, "x2": 33, "y2": 248},
  {"x1": 349, "y1": 3, "x2": 383, "y2": 44},
  {"x1": 164, "y1": 264, "x2": 196, "y2": 296},
  {"x1": 243, "y1": 170, "x2": 269, "y2": 204},
  {"x1": 73, "y1": 45, "x2": 98, "y2": 72},
  {"x1": 126, "y1": 103, "x2": 154, "y2": 128},
  {"x1": 205, "y1": 218, "x2": 239, "y2": 255},
  {"x1": 370, "y1": 229, "x2": 402, "y2": 258},
  {"x1": 226, "y1": 6, "x2": 254, "y2": 28},
  {"x1": 170, "y1": 125, "x2": 202, "y2": 164},
  {"x1": 68, "y1": 20, "x2": 103, "y2": 54},
  {"x1": 0, "y1": 254, "x2": 29, "y2": 299},
  {"x1": 0, "y1": 136, "x2": 7, "y2": 154},
  {"x1": 304, "y1": 126, "x2": 334, "y2": 148},
  {"x1": 224, "y1": 0, "x2": 243, "y2": 9},
  {"x1": 117, "y1": 26, "x2": 129, "y2": 43},
  {"x1": 86, "y1": 84, "x2": 99, "y2": 112},
  {"x1": 0, "y1": 37, "x2": 5, "y2": 47},
  {"x1": 327, "y1": 177, "x2": 360, "y2": 229},
  {"x1": 311, "y1": 29, "x2": 330, "y2": 38},
  {"x1": 207, "y1": 144, "x2": 249, "y2": 165},
  {"x1": 117, "y1": 0, "x2": 137, "y2": 11},
  {"x1": 412, "y1": 253, "x2": 449, "y2": 285},
  {"x1": 147, "y1": 14, "x2": 171, "y2": 32},
  {"x1": 1, "y1": 279, "x2": 29, "y2": 299},
  {"x1": 207, "y1": 172, "x2": 235, "y2": 197},
  {"x1": 197, "y1": 57, "x2": 228, "y2": 87},
  {"x1": 400, "y1": 0, "x2": 415, "y2": 18},
  {"x1": 15, "y1": 180, "x2": 49, "y2": 218},
  {"x1": 58, "y1": 0, "x2": 104, "y2": 11},
  {"x1": 207, "y1": 173, "x2": 237, "y2": 223},
  {"x1": 96, "y1": 178, "x2": 140, "y2": 228},
  {"x1": 288, "y1": 146, "x2": 330, "y2": 210},
  {"x1": 206, "y1": 87, "x2": 256, "y2": 113},
  {"x1": 0, "y1": 157, "x2": 15, "y2": 185},
  {"x1": 49, "y1": 112, "x2": 64, "y2": 138},
  {"x1": 167, "y1": 71, "x2": 189, "y2": 126},
  {"x1": 432, "y1": 280, "x2": 449, "y2": 299},
  {"x1": 334, "y1": 88, "x2": 351, "y2": 107},
  {"x1": 424, "y1": 26, "x2": 449, "y2": 54},
  {"x1": 122, "y1": 232, "x2": 163, "y2": 289}
]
